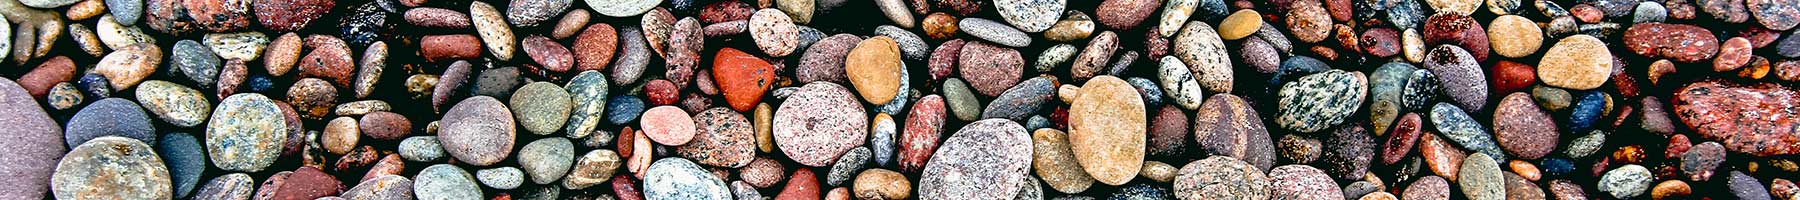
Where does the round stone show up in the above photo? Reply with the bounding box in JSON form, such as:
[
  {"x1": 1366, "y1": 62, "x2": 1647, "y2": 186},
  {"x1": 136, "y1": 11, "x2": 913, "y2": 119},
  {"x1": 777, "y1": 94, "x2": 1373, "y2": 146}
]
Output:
[
  {"x1": 845, "y1": 37, "x2": 904, "y2": 105},
  {"x1": 919, "y1": 119, "x2": 1032, "y2": 200},
  {"x1": 469, "y1": 2, "x2": 516, "y2": 61},
  {"x1": 642, "y1": 106, "x2": 696, "y2": 146},
  {"x1": 564, "y1": 71, "x2": 611, "y2": 137},
  {"x1": 1192, "y1": 94, "x2": 1277, "y2": 171},
  {"x1": 207, "y1": 94, "x2": 287, "y2": 172},
  {"x1": 1174, "y1": 156, "x2": 1271, "y2": 199},
  {"x1": 51, "y1": 136, "x2": 171, "y2": 200},
  {"x1": 1173, "y1": 22, "x2": 1234, "y2": 93},
  {"x1": 438, "y1": 96, "x2": 517, "y2": 166},
  {"x1": 1424, "y1": 45, "x2": 1490, "y2": 112},
  {"x1": 774, "y1": 82, "x2": 868, "y2": 167},
  {"x1": 1598, "y1": 164, "x2": 1654, "y2": 199},
  {"x1": 993, "y1": 0, "x2": 1065, "y2": 32},
  {"x1": 750, "y1": 9, "x2": 799, "y2": 57},
  {"x1": 959, "y1": 41, "x2": 1025, "y2": 97},
  {"x1": 1217, "y1": 10, "x2": 1261, "y2": 40},
  {"x1": 561, "y1": 150, "x2": 622, "y2": 189},
  {"x1": 506, "y1": 0, "x2": 573, "y2": 27},
  {"x1": 677, "y1": 107, "x2": 756, "y2": 167},
  {"x1": 518, "y1": 138, "x2": 574, "y2": 185},
  {"x1": 1068, "y1": 76, "x2": 1146, "y2": 185},
  {"x1": 399, "y1": 136, "x2": 445, "y2": 162},
  {"x1": 1538, "y1": 35, "x2": 1614, "y2": 90},
  {"x1": 1487, "y1": 15, "x2": 1543, "y2": 58},
  {"x1": 1492, "y1": 93, "x2": 1559, "y2": 160},
  {"x1": 1459, "y1": 154, "x2": 1504, "y2": 200},
  {"x1": 511, "y1": 82, "x2": 573, "y2": 135},
  {"x1": 476, "y1": 167, "x2": 525, "y2": 189}
]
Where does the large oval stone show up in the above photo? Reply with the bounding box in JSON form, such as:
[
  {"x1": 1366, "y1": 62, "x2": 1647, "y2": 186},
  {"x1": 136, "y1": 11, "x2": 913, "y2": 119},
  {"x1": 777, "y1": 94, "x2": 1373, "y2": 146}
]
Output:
[
  {"x1": 65, "y1": 98, "x2": 156, "y2": 148},
  {"x1": 1275, "y1": 70, "x2": 1368, "y2": 133},
  {"x1": 1068, "y1": 76, "x2": 1146, "y2": 185},
  {"x1": 0, "y1": 78, "x2": 62, "y2": 199},
  {"x1": 1674, "y1": 80, "x2": 1800, "y2": 156},
  {"x1": 207, "y1": 93, "x2": 288, "y2": 172},
  {"x1": 919, "y1": 119, "x2": 1032, "y2": 200},
  {"x1": 1538, "y1": 35, "x2": 1614, "y2": 90},
  {"x1": 678, "y1": 107, "x2": 756, "y2": 167},
  {"x1": 439, "y1": 96, "x2": 517, "y2": 166}
]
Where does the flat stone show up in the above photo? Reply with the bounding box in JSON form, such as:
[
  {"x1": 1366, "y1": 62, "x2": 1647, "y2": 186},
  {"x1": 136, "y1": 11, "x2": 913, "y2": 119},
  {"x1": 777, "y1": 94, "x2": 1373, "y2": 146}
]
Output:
[
  {"x1": 1193, "y1": 94, "x2": 1276, "y2": 170},
  {"x1": 1173, "y1": 156, "x2": 1271, "y2": 199},
  {"x1": 518, "y1": 138, "x2": 574, "y2": 185},
  {"x1": 1493, "y1": 93, "x2": 1559, "y2": 160},
  {"x1": 506, "y1": 0, "x2": 572, "y2": 27},
  {"x1": 476, "y1": 167, "x2": 524, "y2": 189},
  {"x1": 0, "y1": 78, "x2": 60, "y2": 199},
  {"x1": 1423, "y1": 45, "x2": 1489, "y2": 112},
  {"x1": 959, "y1": 41, "x2": 1024, "y2": 97},
  {"x1": 1623, "y1": 23, "x2": 1718, "y2": 62},
  {"x1": 1487, "y1": 15, "x2": 1542, "y2": 58},
  {"x1": 750, "y1": 9, "x2": 799, "y2": 57},
  {"x1": 1034, "y1": 129, "x2": 1095, "y2": 194},
  {"x1": 415, "y1": 164, "x2": 481, "y2": 200},
  {"x1": 561, "y1": 150, "x2": 621, "y2": 189},
  {"x1": 94, "y1": 44, "x2": 161, "y2": 90},
  {"x1": 564, "y1": 71, "x2": 610, "y2": 137},
  {"x1": 643, "y1": 158, "x2": 732, "y2": 199},
  {"x1": 960, "y1": 18, "x2": 1031, "y2": 47},
  {"x1": 1173, "y1": 21, "x2": 1234, "y2": 93},
  {"x1": 1095, "y1": 0, "x2": 1158, "y2": 30},
  {"x1": 1431, "y1": 103, "x2": 1507, "y2": 161}
]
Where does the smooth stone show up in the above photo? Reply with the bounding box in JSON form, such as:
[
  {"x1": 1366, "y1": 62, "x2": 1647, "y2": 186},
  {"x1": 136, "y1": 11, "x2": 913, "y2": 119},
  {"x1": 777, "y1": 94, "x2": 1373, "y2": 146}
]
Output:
[
  {"x1": 50, "y1": 136, "x2": 170, "y2": 200},
  {"x1": 1216, "y1": 10, "x2": 1261, "y2": 40},
  {"x1": 826, "y1": 147, "x2": 872, "y2": 186},
  {"x1": 251, "y1": 0, "x2": 333, "y2": 32},
  {"x1": 205, "y1": 94, "x2": 286, "y2": 172},
  {"x1": 415, "y1": 164, "x2": 481, "y2": 200},
  {"x1": 1157, "y1": 0, "x2": 1199, "y2": 37},
  {"x1": 564, "y1": 71, "x2": 610, "y2": 137},
  {"x1": 1068, "y1": 76, "x2": 1146, "y2": 185},
  {"x1": 1071, "y1": 31, "x2": 1119, "y2": 81},
  {"x1": 1094, "y1": 0, "x2": 1159, "y2": 30},
  {"x1": 713, "y1": 48, "x2": 776, "y2": 112},
  {"x1": 918, "y1": 119, "x2": 1032, "y2": 200},
  {"x1": 1598, "y1": 165, "x2": 1654, "y2": 199},
  {"x1": 398, "y1": 136, "x2": 445, "y2": 162},
  {"x1": 169, "y1": 40, "x2": 220, "y2": 87},
  {"x1": 1623, "y1": 23, "x2": 1719, "y2": 63},
  {"x1": 899, "y1": 95, "x2": 946, "y2": 172},
  {"x1": 1288, "y1": 0, "x2": 1333, "y2": 42},
  {"x1": 1321, "y1": 124, "x2": 1376, "y2": 181},
  {"x1": 585, "y1": 0, "x2": 657, "y2": 17},
  {"x1": 469, "y1": 2, "x2": 515, "y2": 61},
  {"x1": 94, "y1": 44, "x2": 161, "y2": 90},
  {"x1": 1431, "y1": 103, "x2": 1507, "y2": 161},
  {"x1": 944, "y1": 79, "x2": 982, "y2": 121},
  {"x1": 1728, "y1": 171, "x2": 1773, "y2": 199},
  {"x1": 992, "y1": 0, "x2": 1064, "y2": 32},
  {"x1": 561, "y1": 150, "x2": 621, "y2": 189},
  {"x1": 1192, "y1": 94, "x2": 1277, "y2": 171},
  {"x1": 774, "y1": 82, "x2": 869, "y2": 166},
  {"x1": 1173, "y1": 156, "x2": 1271, "y2": 199},
  {"x1": 0, "y1": 78, "x2": 60, "y2": 199},
  {"x1": 961, "y1": 18, "x2": 1032, "y2": 47},
  {"x1": 1538, "y1": 35, "x2": 1614, "y2": 90},
  {"x1": 1673, "y1": 80, "x2": 1800, "y2": 156},
  {"x1": 677, "y1": 108, "x2": 756, "y2": 167},
  {"x1": 853, "y1": 169, "x2": 910, "y2": 200},
  {"x1": 872, "y1": 0, "x2": 913, "y2": 27},
  {"x1": 475, "y1": 167, "x2": 524, "y2": 189},
  {"x1": 1487, "y1": 15, "x2": 1543, "y2": 58},
  {"x1": 643, "y1": 158, "x2": 732, "y2": 199},
  {"x1": 342, "y1": 175, "x2": 413, "y2": 200},
  {"x1": 960, "y1": 41, "x2": 1025, "y2": 97},
  {"x1": 1172, "y1": 21, "x2": 1234, "y2": 93},
  {"x1": 870, "y1": 114, "x2": 898, "y2": 166},
  {"x1": 1423, "y1": 45, "x2": 1489, "y2": 112},
  {"x1": 1269, "y1": 165, "x2": 1346, "y2": 199},
  {"x1": 1459, "y1": 154, "x2": 1505, "y2": 200},
  {"x1": 65, "y1": 98, "x2": 155, "y2": 149},
  {"x1": 510, "y1": 82, "x2": 573, "y2": 135},
  {"x1": 749, "y1": 9, "x2": 799, "y2": 57},
  {"x1": 1275, "y1": 70, "x2": 1367, "y2": 133},
  {"x1": 1493, "y1": 93, "x2": 1559, "y2": 160},
  {"x1": 1034, "y1": 129, "x2": 1095, "y2": 194},
  {"x1": 506, "y1": 0, "x2": 572, "y2": 27},
  {"x1": 604, "y1": 95, "x2": 642, "y2": 125},
  {"x1": 641, "y1": 106, "x2": 696, "y2": 145},
  {"x1": 438, "y1": 96, "x2": 517, "y2": 166},
  {"x1": 134, "y1": 80, "x2": 209, "y2": 127},
  {"x1": 106, "y1": 0, "x2": 143, "y2": 25},
  {"x1": 982, "y1": 76, "x2": 1055, "y2": 121},
  {"x1": 875, "y1": 25, "x2": 928, "y2": 60},
  {"x1": 1036, "y1": 43, "x2": 1077, "y2": 73},
  {"x1": 1044, "y1": 11, "x2": 1095, "y2": 42},
  {"x1": 192, "y1": 173, "x2": 254, "y2": 200},
  {"x1": 518, "y1": 138, "x2": 574, "y2": 185}
]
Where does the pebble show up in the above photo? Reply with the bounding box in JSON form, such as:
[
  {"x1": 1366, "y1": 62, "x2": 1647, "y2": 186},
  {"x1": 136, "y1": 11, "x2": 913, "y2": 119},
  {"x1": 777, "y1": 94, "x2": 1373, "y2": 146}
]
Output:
[
  {"x1": 1034, "y1": 128, "x2": 1095, "y2": 193},
  {"x1": 776, "y1": 168, "x2": 821, "y2": 199},
  {"x1": 1492, "y1": 92, "x2": 1558, "y2": 160},
  {"x1": 1217, "y1": 10, "x2": 1261, "y2": 40},
  {"x1": 1072, "y1": 31, "x2": 1119, "y2": 81},
  {"x1": 168, "y1": 40, "x2": 220, "y2": 88},
  {"x1": 876, "y1": 25, "x2": 928, "y2": 60},
  {"x1": 827, "y1": 147, "x2": 872, "y2": 186},
  {"x1": 1403, "y1": 176, "x2": 1451, "y2": 200},
  {"x1": 1045, "y1": 11, "x2": 1095, "y2": 42},
  {"x1": 1277, "y1": 70, "x2": 1367, "y2": 134},
  {"x1": 0, "y1": 78, "x2": 60, "y2": 199},
  {"x1": 678, "y1": 108, "x2": 756, "y2": 167},
  {"x1": 438, "y1": 96, "x2": 517, "y2": 166},
  {"x1": 641, "y1": 106, "x2": 696, "y2": 146},
  {"x1": 644, "y1": 158, "x2": 732, "y2": 199},
  {"x1": 918, "y1": 119, "x2": 1031, "y2": 200},
  {"x1": 562, "y1": 150, "x2": 621, "y2": 189},
  {"x1": 1173, "y1": 21, "x2": 1234, "y2": 93},
  {"x1": 476, "y1": 167, "x2": 524, "y2": 189},
  {"x1": 853, "y1": 169, "x2": 910, "y2": 200},
  {"x1": 399, "y1": 136, "x2": 444, "y2": 162},
  {"x1": 65, "y1": 97, "x2": 155, "y2": 149},
  {"x1": 774, "y1": 82, "x2": 868, "y2": 166},
  {"x1": 1431, "y1": 103, "x2": 1506, "y2": 161},
  {"x1": 1036, "y1": 43, "x2": 1077, "y2": 73},
  {"x1": 322, "y1": 117, "x2": 360, "y2": 154},
  {"x1": 1625, "y1": 24, "x2": 1720, "y2": 62},
  {"x1": 1269, "y1": 165, "x2": 1345, "y2": 199},
  {"x1": 415, "y1": 164, "x2": 482, "y2": 200},
  {"x1": 1422, "y1": 14, "x2": 1490, "y2": 62},
  {"x1": 1068, "y1": 76, "x2": 1146, "y2": 185},
  {"x1": 1321, "y1": 124, "x2": 1375, "y2": 181},
  {"x1": 923, "y1": 13, "x2": 959, "y2": 40},
  {"x1": 993, "y1": 0, "x2": 1064, "y2": 32},
  {"x1": 551, "y1": 10, "x2": 590, "y2": 39},
  {"x1": 873, "y1": 0, "x2": 913, "y2": 27},
  {"x1": 510, "y1": 82, "x2": 573, "y2": 135},
  {"x1": 133, "y1": 81, "x2": 210, "y2": 128},
  {"x1": 1095, "y1": 0, "x2": 1158, "y2": 30},
  {"x1": 1487, "y1": 15, "x2": 1542, "y2": 58},
  {"x1": 750, "y1": 9, "x2": 799, "y2": 57},
  {"x1": 1538, "y1": 35, "x2": 1614, "y2": 90},
  {"x1": 51, "y1": 136, "x2": 171, "y2": 199},
  {"x1": 1192, "y1": 94, "x2": 1276, "y2": 170},
  {"x1": 518, "y1": 138, "x2": 574, "y2": 185},
  {"x1": 846, "y1": 37, "x2": 904, "y2": 105},
  {"x1": 1728, "y1": 171, "x2": 1773, "y2": 200},
  {"x1": 1748, "y1": 0, "x2": 1799, "y2": 30},
  {"x1": 342, "y1": 175, "x2": 413, "y2": 199},
  {"x1": 713, "y1": 48, "x2": 775, "y2": 112},
  {"x1": 871, "y1": 114, "x2": 898, "y2": 166},
  {"x1": 960, "y1": 18, "x2": 1032, "y2": 47},
  {"x1": 960, "y1": 41, "x2": 1025, "y2": 97},
  {"x1": 1458, "y1": 154, "x2": 1504, "y2": 200},
  {"x1": 297, "y1": 36, "x2": 353, "y2": 89},
  {"x1": 252, "y1": 0, "x2": 333, "y2": 32},
  {"x1": 1423, "y1": 45, "x2": 1488, "y2": 112},
  {"x1": 899, "y1": 95, "x2": 946, "y2": 172},
  {"x1": 94, "y1": 44, "x2": 160, "y2": 90},
  {"x1": 1682, "y1": 142, "x2": 1726, "y2": 181},
  {"x1": 1674, "y1": 80, "x2": 1800, "y2": 156},
  {"x1": 506, "y1": 0, "x2": 572, "y2": 27},
  {"x1": 1157, "y1": 0, "x2": 1199, "y2": 37},
  {"x1": 1598, "y1": 164, "x2": 1653, "y2": 199},
  {"x1": 1173, "y1": 156, "x2": 1271, "y2": 199},
  {"x1": 470, "y1": 2, "x2": 515, "y2": 61},
  {"x1": 558, "y1": 72, "x2": 609, "y2": 138},
  {"x1": 1288, "y1": 0, "x2": 1332, "y2": 43},
  {"x1": 1426, "y1": 0, "x2": 1480, "y2": 15},
  {"x1": 798, "y1": 34, "x2": 859, "y2": 84}
]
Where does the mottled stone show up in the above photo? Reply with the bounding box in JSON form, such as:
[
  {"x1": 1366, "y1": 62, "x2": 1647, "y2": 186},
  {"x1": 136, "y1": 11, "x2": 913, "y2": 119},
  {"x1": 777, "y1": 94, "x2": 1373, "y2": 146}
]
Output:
[
  {"x1": 1276, "y1": 70, "x2": 1367, "y2": 133},
  {"x1": 774, "y1": 82, "x2": 868, "y2": 166},
  {"x1": 678, "y1": 108, "x2": 756, "y2": 167},
  {"x1": 1068, "y1": 76, "x2": 1146, "y2": 185},
  {"x1": 1269, "y1": 165, "x2": 1346, "y2": 200},
  {"x1": 1173, "y1": 22, "x2": 1234, "y2": 93},
  {"x1": 1458, "y1": 154, "x2": 1504, "y2": 200},
  {"x1": 961, "y1": 18, "x2": 1032, "y2": 47},
  {"x1": 438, "y1": 96, "x2": 516, "y2": 166},
  {"x1": 1034, "y1": 128, "x2": 1094, "y2": 194},
  {"x1": 993, "y1": 0, "x2": 1064, "y2": 32},
  {"x1": 1598, "y1": 165, "x2": 1653, "y2": 199},
  {"x1": 511, "y1": 82, "x2": 573, "y2": 135},
  {"x1": 415, "y1": 164, "x2": 481, "y2": 200},
  {"x1": 51, "y1": 136, "x2": 170, "y2": 200},
  {"x1": 1431, "y1": 103, "x2": 1506, "y2": 161},
  {"x1": 1538, "y1": 35, "x2": 1614, "y2": 90},
  {"x1": 919, "y1": 119, "x2": 1032, "y2": 200},
  {"x1": 1423, "y1": 45, "x2": 1489, "y2": 112},
  {"x1": 643, "y1": 158, "x2": 732, "y2": 199},
  {"x1": 1173, "y1": 156, "x2": 1271, "y2": 199}
]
